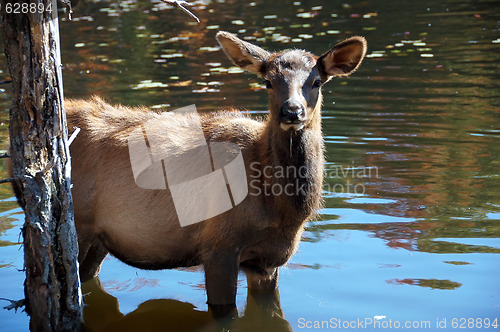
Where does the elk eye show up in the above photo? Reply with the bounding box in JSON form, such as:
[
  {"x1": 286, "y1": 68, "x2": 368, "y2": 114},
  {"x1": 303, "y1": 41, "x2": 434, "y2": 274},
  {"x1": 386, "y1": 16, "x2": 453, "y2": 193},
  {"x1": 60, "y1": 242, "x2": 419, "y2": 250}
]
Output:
[
  {"x1": 263, "y1": 80, "x2": 273, "y2": 89},
  {"x1": 312, "y1": 79, "x2": 322, "y2": 88}
]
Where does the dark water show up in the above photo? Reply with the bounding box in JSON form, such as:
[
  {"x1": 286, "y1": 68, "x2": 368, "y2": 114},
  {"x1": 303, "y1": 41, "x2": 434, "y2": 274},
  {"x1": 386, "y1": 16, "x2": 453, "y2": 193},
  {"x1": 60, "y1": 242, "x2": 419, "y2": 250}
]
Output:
[{"x1": 1, "y1": 0, "x2": 499, "y2": 331}]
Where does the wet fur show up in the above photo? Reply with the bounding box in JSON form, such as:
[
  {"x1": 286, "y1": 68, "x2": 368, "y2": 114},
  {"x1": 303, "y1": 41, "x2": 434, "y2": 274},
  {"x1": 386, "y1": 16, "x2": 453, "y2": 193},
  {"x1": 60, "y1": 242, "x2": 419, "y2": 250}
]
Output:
[{"x1": 66, "y1": 96, "x2": 323, "y2": 273}]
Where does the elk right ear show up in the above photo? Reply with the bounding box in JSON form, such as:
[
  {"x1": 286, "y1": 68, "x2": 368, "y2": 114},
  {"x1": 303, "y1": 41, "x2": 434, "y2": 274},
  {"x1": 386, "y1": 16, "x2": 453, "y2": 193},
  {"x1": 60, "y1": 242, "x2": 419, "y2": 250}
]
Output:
[
  {"x1": 318, "y1": 36, "x2": 367, "y2": 80},
  {"x1": 216, "y1": 31, "x2": 270, "y2": 75}
]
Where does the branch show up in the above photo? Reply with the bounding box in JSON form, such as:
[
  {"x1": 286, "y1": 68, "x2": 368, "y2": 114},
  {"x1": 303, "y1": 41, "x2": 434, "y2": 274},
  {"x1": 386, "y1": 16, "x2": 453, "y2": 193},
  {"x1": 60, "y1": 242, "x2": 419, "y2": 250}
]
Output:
[
  {"x1": 0, "y1": 298, "x2": 25, "y2": 312},
  {"x1": 67, "y1": 127, "x2": 80, "y2": 146},
  {"x1": 161, "y1": 0, "x2": 200, "y2": 23},
  {"x1": 0, "y1": 177, "x2": 15, "y2": 184},
  {"x1": 58, "y1": 0, "x2": 73, "y2": 20}
]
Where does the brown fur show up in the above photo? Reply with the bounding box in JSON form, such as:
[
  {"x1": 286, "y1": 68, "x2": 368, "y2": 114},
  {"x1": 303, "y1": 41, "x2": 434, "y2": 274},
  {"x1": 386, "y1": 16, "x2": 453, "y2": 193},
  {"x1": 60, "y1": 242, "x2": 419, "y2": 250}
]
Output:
[{"x1": 20, "y1": 32, "x2": 366, "y2": 312}]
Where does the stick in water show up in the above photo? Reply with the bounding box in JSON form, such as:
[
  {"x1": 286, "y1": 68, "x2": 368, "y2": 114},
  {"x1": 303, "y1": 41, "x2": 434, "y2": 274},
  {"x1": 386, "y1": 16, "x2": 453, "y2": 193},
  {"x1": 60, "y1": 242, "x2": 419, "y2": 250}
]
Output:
[{"x1": 161, "y1": 0, "x2": 200, "y2": 23}]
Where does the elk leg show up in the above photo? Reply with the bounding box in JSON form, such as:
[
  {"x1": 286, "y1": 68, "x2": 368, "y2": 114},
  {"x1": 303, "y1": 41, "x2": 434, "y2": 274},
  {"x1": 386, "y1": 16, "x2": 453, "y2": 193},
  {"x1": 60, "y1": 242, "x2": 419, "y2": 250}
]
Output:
[
  {"x1": 79, "y1": 240, "x2": 108, "y2": 282},
  {"x1": 243, "y1": 266, "x2": 279, "y2": 291},
  {"x1": 203, "y1": 250, "x2": 240, "y2": 317}
]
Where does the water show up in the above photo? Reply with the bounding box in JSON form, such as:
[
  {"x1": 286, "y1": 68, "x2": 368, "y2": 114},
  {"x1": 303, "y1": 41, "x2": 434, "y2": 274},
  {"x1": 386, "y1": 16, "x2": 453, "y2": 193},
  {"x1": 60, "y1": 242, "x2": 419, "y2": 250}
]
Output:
[{"x1": 1, "y1": 0, "x2": 499, "y2": 331}]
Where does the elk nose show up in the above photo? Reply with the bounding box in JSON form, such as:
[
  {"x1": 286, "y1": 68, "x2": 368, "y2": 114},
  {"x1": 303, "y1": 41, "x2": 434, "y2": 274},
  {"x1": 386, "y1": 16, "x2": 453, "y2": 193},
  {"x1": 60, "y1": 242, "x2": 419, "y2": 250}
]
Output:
[{"x1": 280, "y1": 102, "x2": 305, "y2": 122}]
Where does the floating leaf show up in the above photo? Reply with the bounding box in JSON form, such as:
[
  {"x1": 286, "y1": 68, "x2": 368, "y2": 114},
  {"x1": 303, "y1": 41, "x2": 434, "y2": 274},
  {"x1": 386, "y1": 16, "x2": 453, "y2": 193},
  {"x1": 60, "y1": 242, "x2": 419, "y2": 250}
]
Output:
[
  {"x1": 192, "y1": 87, "x2": 220, "y2": 93},
  {"x1": 170, "y1": 80, "x2": 192, "y2": 87},
  {"x1": 366, "y1": 53, "x2": 384, "y2": 58},
  {"x1": 199, "y1": 46, "x2": 220, "y2": 52},
  {"x1": 132, "y1": 80, "x2": 169, "y2": 90},
  {"x1": 297, "y1": 12, "x2": 313, "y2": 19},
  {"x1": 263, "y1": 27, "x2": 276, "y2": 32},
  {"x1": 160, "y1": 53, "x2": 184, "y2": 59},
  {"x1": 151, "y1": 104, "x2": 170, "y2": 109},
  {"x1": 249, "y1": 82, "x2": 265, "y2": 91},
  {"x1": 228, "y1": 67, "x2": 245, "y2": 74}
]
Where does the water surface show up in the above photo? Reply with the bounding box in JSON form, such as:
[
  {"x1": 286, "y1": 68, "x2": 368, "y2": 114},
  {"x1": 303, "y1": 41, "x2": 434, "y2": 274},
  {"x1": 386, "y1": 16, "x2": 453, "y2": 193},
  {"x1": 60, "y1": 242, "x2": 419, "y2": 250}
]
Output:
[{"x1": 0, "y1": 0, "x2": 499, "y2": 331}]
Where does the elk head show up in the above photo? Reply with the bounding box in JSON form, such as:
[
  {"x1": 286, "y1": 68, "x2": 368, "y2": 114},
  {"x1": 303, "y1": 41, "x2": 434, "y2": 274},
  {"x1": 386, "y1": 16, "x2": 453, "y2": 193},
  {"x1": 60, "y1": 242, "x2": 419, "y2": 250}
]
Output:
[{"x1": 216, "y1": 31, "x2": 367, "y2": 132}]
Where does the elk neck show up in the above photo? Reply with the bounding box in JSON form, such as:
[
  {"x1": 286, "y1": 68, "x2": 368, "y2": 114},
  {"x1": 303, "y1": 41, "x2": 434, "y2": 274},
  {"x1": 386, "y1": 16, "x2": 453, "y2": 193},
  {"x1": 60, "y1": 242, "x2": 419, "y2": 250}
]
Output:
[{"x1": 255, "y1": 97, "x2": 324, "y2": 222}]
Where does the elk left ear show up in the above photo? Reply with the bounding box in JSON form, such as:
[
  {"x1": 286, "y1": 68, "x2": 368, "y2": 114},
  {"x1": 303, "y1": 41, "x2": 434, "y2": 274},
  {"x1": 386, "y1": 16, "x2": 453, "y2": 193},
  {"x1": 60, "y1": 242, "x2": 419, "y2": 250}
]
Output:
[
  {"x1": 318, "y1": 36, "x2": 367, "y2": 79},
  {"x1": 216, "y1": 31, "x2": 270, "y2": 75}
]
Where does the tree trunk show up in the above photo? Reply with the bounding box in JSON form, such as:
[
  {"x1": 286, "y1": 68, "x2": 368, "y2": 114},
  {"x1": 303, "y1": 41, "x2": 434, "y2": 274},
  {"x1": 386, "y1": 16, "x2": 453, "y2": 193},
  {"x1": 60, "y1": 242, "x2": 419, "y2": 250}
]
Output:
[{"x1": 1, "y1": 0, "x2": 83, "y2": 331}]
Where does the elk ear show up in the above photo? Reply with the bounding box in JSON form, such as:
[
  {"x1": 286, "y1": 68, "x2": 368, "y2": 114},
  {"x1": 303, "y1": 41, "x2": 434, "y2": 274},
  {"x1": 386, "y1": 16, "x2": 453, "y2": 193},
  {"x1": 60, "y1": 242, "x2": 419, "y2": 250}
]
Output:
[
  {"x1": 216, "y1": 31, "x2": 270, "y2": 75},
  {"x1": 318, "y1": 36, "x2": 367, "y2": 79}
]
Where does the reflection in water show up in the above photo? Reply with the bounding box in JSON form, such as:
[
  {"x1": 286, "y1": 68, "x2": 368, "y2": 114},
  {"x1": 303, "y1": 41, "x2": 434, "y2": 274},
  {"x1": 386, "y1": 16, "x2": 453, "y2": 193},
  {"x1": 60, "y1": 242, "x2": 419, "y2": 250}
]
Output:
[
  {"x1": 386, "y1": 278, "x2": 462, "y2": 290},
  {"x1": 308, "y1": 217, "x2": 500, "y2": 255},
  {"x1": 83, "y1": 278, "x2": 292, "y2": 332}
]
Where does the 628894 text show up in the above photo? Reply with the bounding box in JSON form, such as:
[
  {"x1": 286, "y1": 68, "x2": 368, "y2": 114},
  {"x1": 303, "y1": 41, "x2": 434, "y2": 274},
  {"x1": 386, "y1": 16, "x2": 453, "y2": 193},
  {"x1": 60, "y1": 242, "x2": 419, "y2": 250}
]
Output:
[
  {"x1": 3, "y1": 2, "x2": 53, "y2": 14},
  {"x1": 451, "y1": 318, "x2": 498, "y2": 329}
]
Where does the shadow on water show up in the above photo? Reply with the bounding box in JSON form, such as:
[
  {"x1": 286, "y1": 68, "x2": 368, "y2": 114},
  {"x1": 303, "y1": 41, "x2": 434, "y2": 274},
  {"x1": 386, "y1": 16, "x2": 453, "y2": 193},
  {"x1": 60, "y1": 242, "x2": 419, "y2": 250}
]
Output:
[{"x1": 83, "y1": 278, "x2": 292, "y2": 332}]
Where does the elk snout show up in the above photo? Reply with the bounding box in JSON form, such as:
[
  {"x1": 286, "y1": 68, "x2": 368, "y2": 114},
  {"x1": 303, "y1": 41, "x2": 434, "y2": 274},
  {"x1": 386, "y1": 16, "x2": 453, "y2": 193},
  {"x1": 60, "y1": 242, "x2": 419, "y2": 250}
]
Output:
[{"x1": 280, "y1": 100, "x2": 306, "y2": 131}]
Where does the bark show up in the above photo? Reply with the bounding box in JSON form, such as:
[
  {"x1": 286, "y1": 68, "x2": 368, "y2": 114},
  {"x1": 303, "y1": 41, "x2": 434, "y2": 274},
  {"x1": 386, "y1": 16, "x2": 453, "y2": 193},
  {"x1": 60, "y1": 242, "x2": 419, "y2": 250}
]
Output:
[{"x1": 1, "y1": 0, "x2": 83, "y2": 331}]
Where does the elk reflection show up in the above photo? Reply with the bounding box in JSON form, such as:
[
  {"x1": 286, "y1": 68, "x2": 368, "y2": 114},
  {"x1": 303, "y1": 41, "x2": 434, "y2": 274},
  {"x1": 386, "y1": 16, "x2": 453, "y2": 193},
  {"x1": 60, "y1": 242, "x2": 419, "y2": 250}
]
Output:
[{"x1": 83, "y1": 278, "x2": 292, "y2": 332}]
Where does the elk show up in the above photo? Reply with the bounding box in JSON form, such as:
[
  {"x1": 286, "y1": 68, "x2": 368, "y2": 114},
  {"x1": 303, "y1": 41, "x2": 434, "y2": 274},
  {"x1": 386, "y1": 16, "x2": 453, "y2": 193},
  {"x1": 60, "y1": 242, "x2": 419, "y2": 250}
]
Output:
[{"x1": 25, "y1": 31, "x2": 367, "y2": 315}]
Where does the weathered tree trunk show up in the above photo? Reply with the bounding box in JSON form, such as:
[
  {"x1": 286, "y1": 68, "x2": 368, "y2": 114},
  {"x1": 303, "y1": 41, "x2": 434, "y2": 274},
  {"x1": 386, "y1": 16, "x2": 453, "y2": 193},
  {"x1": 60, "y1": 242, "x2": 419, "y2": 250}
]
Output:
[{"x1": 1, "y1": 0, "x2": 83, "y2": 331}]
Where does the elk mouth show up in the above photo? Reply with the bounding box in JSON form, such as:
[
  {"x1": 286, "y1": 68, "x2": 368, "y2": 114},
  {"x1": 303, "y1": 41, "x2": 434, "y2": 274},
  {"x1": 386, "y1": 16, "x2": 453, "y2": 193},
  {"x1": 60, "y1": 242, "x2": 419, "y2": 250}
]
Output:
[
  {"x1": 279, "y1": 102, "x2": 306, "y2": 132},
  {"x1": 280, "y1": 120, "x2": 305, "y2": 131}
]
